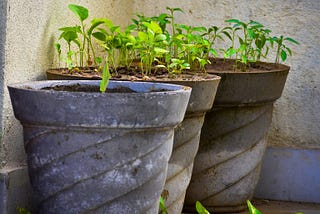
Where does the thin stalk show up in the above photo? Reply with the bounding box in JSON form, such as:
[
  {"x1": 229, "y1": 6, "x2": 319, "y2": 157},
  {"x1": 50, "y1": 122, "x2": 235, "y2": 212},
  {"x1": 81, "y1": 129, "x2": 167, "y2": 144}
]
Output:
[{"x1": 80, "y1": 21, "x2": 86, "y2": 67}]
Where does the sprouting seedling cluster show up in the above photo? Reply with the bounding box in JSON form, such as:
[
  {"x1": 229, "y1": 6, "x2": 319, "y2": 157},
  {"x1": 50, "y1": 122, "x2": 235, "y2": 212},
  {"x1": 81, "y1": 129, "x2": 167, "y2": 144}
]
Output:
[
  {"x1": 55, "y1": 5, "x2": 299, "y2": 91},
  {"x1": 223, "y1": 19, "x2": 299, "y2": 70}
]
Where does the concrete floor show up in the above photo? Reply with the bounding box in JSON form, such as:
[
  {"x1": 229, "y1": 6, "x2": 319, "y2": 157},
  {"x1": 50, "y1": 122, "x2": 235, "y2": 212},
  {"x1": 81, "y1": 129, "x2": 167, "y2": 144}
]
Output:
[{"x1": 239, "y1": 199, "x2": 320, "y2": 214}]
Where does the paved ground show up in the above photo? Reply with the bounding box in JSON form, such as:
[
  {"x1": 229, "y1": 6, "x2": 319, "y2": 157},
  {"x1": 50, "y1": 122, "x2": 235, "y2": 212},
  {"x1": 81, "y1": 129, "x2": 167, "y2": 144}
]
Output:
[{"x1": 239, "y1": 199, "x2": 320, "y2": 214}]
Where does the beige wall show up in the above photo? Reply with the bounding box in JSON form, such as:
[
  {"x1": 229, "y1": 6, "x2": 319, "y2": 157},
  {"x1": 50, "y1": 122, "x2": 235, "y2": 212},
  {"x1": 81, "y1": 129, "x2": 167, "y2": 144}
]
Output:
[
  {"x1": 1, "y1": 0, "x2": 320, "y2": 169},
  {"x1": 0, "y1": 0, "x2": 134, "y2": 168},
  {"x1": 133, "y1": 0, "x2": 320, "y2": 149}
]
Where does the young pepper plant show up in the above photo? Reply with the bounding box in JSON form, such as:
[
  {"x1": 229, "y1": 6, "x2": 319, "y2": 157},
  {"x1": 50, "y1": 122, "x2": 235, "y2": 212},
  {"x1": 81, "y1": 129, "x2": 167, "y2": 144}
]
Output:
[
  {"x1": 224, "y1": 19, "x2": 274, "y2": 71},
  {"x1": 135, "y1": 21, "x2": 169, "y2": 76},
  {"x1": 56, "y1": 4, "x2": 107, "y2": 69},
  {"x1": 270, "y1": 35, "x2": 299, "y2": 63},
  {"x1": 174, "y1": 24, "x2": 210, "y2": 72},
  {"x1": 68, "y1": 4, "x2": 89, "y2": 67}
]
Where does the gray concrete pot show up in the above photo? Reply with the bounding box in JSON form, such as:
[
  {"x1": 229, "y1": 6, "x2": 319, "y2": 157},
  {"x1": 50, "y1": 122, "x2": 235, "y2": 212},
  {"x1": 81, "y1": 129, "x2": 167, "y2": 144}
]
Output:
[
  {"x1": 159, "y1": 76, "x2": 221, "y2": 214},
  {"x1": 8, "y1": 80, "x2": 191, "y2": 214},
  {"x1": 45, "y1": 70, "x2": 222, "y2": 213},
  {"x1": 184, "y1": 61, "x2": 290, "y2": 213}
]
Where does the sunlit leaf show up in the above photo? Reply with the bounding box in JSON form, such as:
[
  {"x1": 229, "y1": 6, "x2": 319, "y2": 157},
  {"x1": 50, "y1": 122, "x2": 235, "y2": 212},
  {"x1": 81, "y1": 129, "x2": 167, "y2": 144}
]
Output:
[
  {"x1": 196, "y1": 201, "x2": 210, "y2": 214},
  {"x1": 247, "y1": 200, "x2": 262, "y2": 214},
  {"x1": 281, "y1": 49, "x2": 287, "y2": 61},
  {"x1": 285, "y1": 37, "x2": 299, "y2": 45},
  {"x1": 100, "y1": 63, "x2": 110, "y2": 93},
  {"x1": 68, "y1": 4, "x2": 88, "y2": 22}
]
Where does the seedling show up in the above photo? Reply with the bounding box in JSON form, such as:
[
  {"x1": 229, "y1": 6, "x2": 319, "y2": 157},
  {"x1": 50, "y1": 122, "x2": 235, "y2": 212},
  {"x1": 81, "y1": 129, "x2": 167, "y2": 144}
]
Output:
[
  {"x1": 270, "y1": 35, "x2": 299, "y2": 63},
  {"x1": 196, "y1": 201, "x2": 210, "y2": 214},
  {"x1": 223, "y1": 18, "x2": 298, "y2": 71},
  {"x1": 159, "y1": 196, "x2": 168, "y2": 214},
  {"x1": 57, "y1": 4, "x2": 107, "y2": 68},
  {"x1": 135, "y1": 21, "x2": 169, "y2": 75},
  {"x1": 247, "y1": 200, "x2": 262, "y2": 214},
  {"x1": 100, "y1": 63, "x2": 110, "y2": 93}
]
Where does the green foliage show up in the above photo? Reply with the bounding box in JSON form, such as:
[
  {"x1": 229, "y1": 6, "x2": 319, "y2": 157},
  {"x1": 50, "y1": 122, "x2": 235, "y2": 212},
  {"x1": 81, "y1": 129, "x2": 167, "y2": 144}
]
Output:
[
  {"x1": 159, "y1": 196, "x2": 168, "y2": 214},
  {"x1": 68, "y1": 4, "x2": 88, "y2": 22},
  {"x1": 135, "y1": 21, "x2": 169, "y2": 75},
  {"x1": 55, "y1": 5, "x2": 299, "y2": 91},
  {"x1": 223, "y1": 18, "x2": 299, "y2": 70},
  {"x1": 247, "y1": 200, "x2": 262, "y2": 214},
  {"x1": 100, "y1": 63, "x2": 110, "y2": 93},
  {"x1": 17, "y1": 207, "x2": 31, "y2": 214},
  {"x1": 270, "y1": 35, "x2": 299, "y2": 63},
  {"x1": 196, "y1": 201, "x2": 210, "y2": 214},
  {"x1": 57, "y1": 4, "x2": 106, "y2": 68}
]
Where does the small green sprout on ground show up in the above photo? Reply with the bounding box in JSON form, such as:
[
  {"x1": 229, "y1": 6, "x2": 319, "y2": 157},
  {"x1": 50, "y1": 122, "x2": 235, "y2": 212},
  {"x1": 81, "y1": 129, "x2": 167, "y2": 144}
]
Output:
[
  {"x1": 247, "y1": 200, "x2": 262, "y2": 214},
  {"x1": 196, "y1": 201, "x2": 210, "y2": 214},
  {"x1": 17, "y1": 207, "x2": 31, "y2": 214},
  {"x1": 159, "y1": 196, "x2": 168, "y2": 214}
]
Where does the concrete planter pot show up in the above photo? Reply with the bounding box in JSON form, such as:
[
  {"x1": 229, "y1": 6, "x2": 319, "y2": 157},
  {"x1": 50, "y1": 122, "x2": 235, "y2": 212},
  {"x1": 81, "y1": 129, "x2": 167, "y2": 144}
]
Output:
[
  {"x1": 46, "y1": 69, "x2": 221, "y2": 213},
  {"x1": 159, "y1": 76, "x2": 221, "y2": 214},
  {"x1": 184, "y1": 60, "x2": 290, "y2": 213},
  {"x1": 8, "y1": 80, "x2": 191, "y2": 214}
]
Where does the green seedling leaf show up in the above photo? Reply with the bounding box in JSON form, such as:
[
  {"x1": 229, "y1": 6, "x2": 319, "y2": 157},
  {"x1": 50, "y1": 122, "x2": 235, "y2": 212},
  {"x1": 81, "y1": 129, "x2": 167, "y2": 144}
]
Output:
[
  {"x1": 144, "y1": 21, "x2": 163, "y2": 34},
  {"x1": 159, "y1": 196, "x2": 168, "y2": 214},
  {"x1": 100, "y1": 63, "x2": 110, "y2": 93},
  {"x1": 154, "y1": 47, "x2": 169, "y2": 54},
  {"x1": 59, "y1": 31, "x2": 78, "y2": 43},
  {"x1": 193, "y1": 26, "x2": 207, "y2": 33},
  {"x1": 138, "y1": 31, "x2": 148, "y2": 42},
  {"x1": 249, "y1": 20, "x2": 263, "y2": 27},
  {"x1": 210, "y1": 48, "x2": 218, "y2": 56},
  {"x1": 222, "y1": 31, "x2": 232, "y2": 41},
  {"x1": 17, "y1": 207, "x2": 31, "y2": 214},
  {"x1": 166, "y1": 6, "x2": 184, "y2": 13},
  {"x1": 59, "y1": 26, "x2": 82, "y2": 33},
  {"x1": 281, "y1": 49, "x2": 287, "y2": 61},
  {"x1": 155, "y1": 34, "x2": 167, "y2": 42},
  {"x1": 285, "y1": 46, "x2": 292, "y2": 56},
  {"x1": 248, "y1": 29, "x2": 256, "y2": 39},
  {"x1": 247, "y1": 200, "x2": 262, "y2": 214},
  {"x1": 196, "y1": 201, "x2": 210, "y2": 214},
  {"x1": 224, "y1": 47, "x2": 236, "y2": 58},
  {"x1": 92, "y1": 32, "x2": 106, "y2": 41},
  {"x1": 68, "y1": 4, "x2": 88, "y2": 22},
  {"x1": 55, "y1": 43, "x2": 61, "y2": 54},
  {"x1": 225, "y1": 19, "x2": 240, "y2": 24},
  {"x1": 88, "y1": 18, "x2": 112, "y2": 35},
  {"x1": 241, "y1": 55, "x2": 248, "y2": 64},
  {"x1": 95, "y1": 57, "x2": 102, "y2": 64},
  {"x1": 110, "y1": 25, "x2": 121, "y2": 33},
  {"x1": 285, "y1": 37, "x2": 299, "y2": 44}
]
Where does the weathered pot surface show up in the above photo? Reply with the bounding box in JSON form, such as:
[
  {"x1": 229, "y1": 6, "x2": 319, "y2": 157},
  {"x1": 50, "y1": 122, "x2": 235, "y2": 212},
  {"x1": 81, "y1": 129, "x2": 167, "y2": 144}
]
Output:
[
  {"x1": 206, "y1": 58, "x2": 290, "y2": 106},
  {"x1": 8, "y1": 80, "x2": 191, "y2": 214},
  {"x1": 160, "y1": 75, "x2": 221, "y2": 214},
  {"x1": 184, "y1": 59, "x2": 290, "y2": 213}
]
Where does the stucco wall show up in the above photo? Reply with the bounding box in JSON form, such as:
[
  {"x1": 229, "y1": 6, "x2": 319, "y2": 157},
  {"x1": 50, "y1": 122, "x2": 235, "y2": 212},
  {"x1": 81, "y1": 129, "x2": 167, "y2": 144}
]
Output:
[
  {"x1": 0, "y1": 0, "x2": 134, "y2": 168},
  {"x1": 0, "y1": 0, "x2": 7, "y2": 168},
  {"x1": 133, "y1": 0, "x2": 320, "y2": 149}
]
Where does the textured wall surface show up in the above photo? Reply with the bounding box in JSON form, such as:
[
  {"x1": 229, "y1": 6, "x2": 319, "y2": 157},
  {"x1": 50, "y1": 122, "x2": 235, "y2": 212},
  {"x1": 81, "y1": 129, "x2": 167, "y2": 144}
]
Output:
[
  {"x1": 0, "y1": 0, "x2": 7, "y2": 168},
  {"x1": 0, "y1": 0, "x2": 134, "y2": 168},
  {"x1": 133, "y1": 0, "x2": 320, "y2": 149}
]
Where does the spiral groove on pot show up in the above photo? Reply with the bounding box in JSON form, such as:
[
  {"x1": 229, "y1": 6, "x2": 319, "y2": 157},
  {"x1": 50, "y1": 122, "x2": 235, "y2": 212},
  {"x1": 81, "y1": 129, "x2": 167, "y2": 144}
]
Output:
[
  {"x1": 163, "y1": 114, "x2": 205, "y2": 214},
  {"x1": 23, "y1": 125, "x2": 174, "y2": 214},
  {"x1": 185, "y1": 104, "x2": 273, "y2": 213}
]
